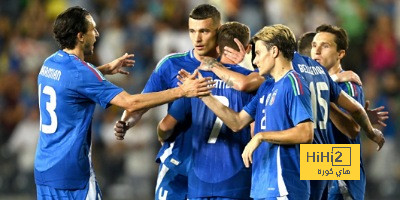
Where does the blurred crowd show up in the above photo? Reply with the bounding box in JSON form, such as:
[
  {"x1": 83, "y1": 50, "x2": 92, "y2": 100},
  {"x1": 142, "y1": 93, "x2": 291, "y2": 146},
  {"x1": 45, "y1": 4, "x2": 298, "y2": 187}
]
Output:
[{"x1": 0, "y1": 0, "x2": 399, "y2": 199}]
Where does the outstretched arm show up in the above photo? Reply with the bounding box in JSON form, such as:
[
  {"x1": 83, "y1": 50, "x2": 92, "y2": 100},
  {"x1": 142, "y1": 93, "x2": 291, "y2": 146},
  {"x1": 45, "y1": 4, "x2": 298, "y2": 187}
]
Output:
[
  {"x1": 201, "y1": 95, "x2": 253, "y2": 132},
  {"x1": 112, "y1": 70, "x2": 213, "y2": 140},
  {"x1": 199, "y1": 57, "x2": 264, "y2": 92},
  {"x1": 241, "y1": 121, "x2": 313, "y2": 167},
  {"x1": 97, "y1": 53, "x2": 135, "y2": 75},
  {"x1": 114, "y1": 109, "x2": 147, "y2": 140},
  {"x1": 111, "y1": 70, "x2": 213, "y2": 112},
  {"x1": 336, "y1": 91, "x2": 385, "y2": 150}
]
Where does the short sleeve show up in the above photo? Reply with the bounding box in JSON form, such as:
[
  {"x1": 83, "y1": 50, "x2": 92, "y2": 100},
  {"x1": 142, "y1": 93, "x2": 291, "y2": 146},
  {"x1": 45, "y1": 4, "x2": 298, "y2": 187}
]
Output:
[
  {"x1": 243, "y1": 81, "x2": 272, "y2": 119},
  {"x1": 142, "y1": 65, "x2": 169, "y2": 93},
  {"x1": 286, "y1": 73, "x2": 313, "y2": 125},
  {"x1": 75, "y1": 63, "x2": 123, "y2": 109},
  {"x1": 168, "y1": 98, "x2": 191, "y2": 123}
]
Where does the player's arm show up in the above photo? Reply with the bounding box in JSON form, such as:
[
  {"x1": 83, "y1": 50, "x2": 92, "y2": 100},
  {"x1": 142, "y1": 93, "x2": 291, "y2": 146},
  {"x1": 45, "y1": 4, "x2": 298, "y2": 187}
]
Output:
[
  {"x1": 97, "y1": 53, "x2": 135, "y2": 75},
  {"x1": 242, "y1": 121, "x2": 313, "y2": 167},
  {"x1": 114, "y1": 109, "x2": 148, "y2": 140},
  {"x1": 329, "y1": 103, "x2": 360, "y2": 139},
  {"x1": 199, "y1": 57, "x2": 264, "y2": 92},
  {"x1": 329, "y1": 100, "x2": 388, "y2": 140},
  {"x1": 157, "y1": 114, "x2": 178, "y2": 144},
  {"x1": 255, "y1": 121, "x2": 313, "y2": 144},
  {"x1": 335, "y1": 91, "x2": 385, "y2": 150},
  {"x1": 201, "y1": 95, "x2": 253, "y2": 132}
]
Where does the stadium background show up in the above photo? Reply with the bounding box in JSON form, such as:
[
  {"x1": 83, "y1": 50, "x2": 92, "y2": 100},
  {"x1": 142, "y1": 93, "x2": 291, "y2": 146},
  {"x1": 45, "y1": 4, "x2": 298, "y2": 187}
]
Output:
[{"x1": 0, "y1": 0, "x2": 399, "y2": 199}]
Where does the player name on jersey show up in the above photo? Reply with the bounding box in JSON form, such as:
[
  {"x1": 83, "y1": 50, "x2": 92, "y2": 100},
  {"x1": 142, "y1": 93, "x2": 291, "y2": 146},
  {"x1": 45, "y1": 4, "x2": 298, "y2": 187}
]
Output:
[
  {"x1": 296, "y1": 64, "x2": 326, "y2": 76},
  {"x1": 39, "y1": 66, "x2": 62, "y2": 81},
  {"x1": 213, "y1": 79, "x2": 232, "y2": 89}
]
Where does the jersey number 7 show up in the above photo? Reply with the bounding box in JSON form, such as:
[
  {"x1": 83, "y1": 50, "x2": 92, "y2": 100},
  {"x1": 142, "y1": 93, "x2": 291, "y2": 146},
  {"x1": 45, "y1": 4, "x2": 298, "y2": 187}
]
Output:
[{"x1": 207, "y1": 96, "x2": 229, "y2": 143}]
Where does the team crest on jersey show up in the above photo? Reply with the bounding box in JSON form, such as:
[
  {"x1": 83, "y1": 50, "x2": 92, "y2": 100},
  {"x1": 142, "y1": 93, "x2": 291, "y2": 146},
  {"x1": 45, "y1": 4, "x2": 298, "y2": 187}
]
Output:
[
  {"x1": 269, "y1": 89, "x2": 278, "y2": 106},
  {"x1": 264, "y1": 93, "x2": 272, "y2": 105}
]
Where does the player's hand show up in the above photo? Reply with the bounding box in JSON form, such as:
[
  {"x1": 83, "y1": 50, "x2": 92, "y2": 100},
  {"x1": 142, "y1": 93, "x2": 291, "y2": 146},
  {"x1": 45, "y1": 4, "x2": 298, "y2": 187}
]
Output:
[
  {"x1": 114, "y1": 120, "x2": 129, "y2": 140},
  {"x1": 364, "y1": 100, "x2": 389, "y2": 127},
  {"x1": 223, "y1": 38, "x2": 248, "y2": 64},
  {"x1": 178, "y1": 69, "x2": 215, "y2": 97},
  {"x1": 242, "y1": 134, "x2": 262, "y2": 168},
  {"x1": 177, "y1": 69, "x2": 191, "y2": 82},
  {"x1": 334, "y1": 70, "x2": 362, "y2": 85},
  {"x1": 371, "y1": 128, "x2": 385, "y2": 151},
  {"x1": 106, "y1": 53, "x2": 135, "y2": 75}
]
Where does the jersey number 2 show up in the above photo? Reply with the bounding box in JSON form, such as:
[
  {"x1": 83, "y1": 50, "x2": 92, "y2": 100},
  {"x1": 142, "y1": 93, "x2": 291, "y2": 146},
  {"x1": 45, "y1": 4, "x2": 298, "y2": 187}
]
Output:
[
  {"x1": 38, "y1": 84, "x2": 58, "y2": 134},
  {"x1": 208, "y1": 96, "x2": 229, "y2": 143}
]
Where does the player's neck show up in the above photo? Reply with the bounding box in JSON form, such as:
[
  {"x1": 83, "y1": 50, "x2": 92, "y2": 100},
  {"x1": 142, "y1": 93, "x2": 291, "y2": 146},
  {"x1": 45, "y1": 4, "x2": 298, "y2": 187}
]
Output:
[
  {"x1": 328, "y1": 63, "x2": 342, "y2": 76},
  {"x1": 63, "y1": 48, "x2": 84, "y2": 61},
  {"x1": 195, "y1": 51, "x2": 218, "y2": 62},
  {"x1": 271, "y1": 59, "x2": 292, "y2": 82}
]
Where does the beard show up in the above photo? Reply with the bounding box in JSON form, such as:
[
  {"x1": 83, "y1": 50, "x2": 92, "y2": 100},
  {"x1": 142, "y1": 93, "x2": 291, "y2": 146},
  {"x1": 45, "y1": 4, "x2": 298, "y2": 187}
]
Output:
[{"x1": 83, "y1": 42, "x2": 94, "y2": 56}]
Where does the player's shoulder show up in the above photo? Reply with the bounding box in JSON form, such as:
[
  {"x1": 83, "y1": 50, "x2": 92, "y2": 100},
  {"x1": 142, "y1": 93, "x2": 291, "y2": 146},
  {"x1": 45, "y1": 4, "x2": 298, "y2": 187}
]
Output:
[
  {"x1": 292, "y1": 52, "x2": 327, "y2": 74},
  {"x1": 154, "y1": 51, "x2": 191, "y2": 72},
  {"x1": 339, "y1": 80, "x2": 363, "y2": 98},
  {"x1": 283, "y1": 70, "x2": 308, "y2": 95}
]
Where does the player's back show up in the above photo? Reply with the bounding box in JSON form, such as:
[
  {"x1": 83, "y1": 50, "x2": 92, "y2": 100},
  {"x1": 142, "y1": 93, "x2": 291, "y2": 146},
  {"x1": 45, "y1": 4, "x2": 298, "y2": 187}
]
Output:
[
  {"x1": 36, "y1": 50, "x2": 122, "y2": 189},
  {"x1": 292, "y1": 52, "x2": 342, "y2": 144},
  {"x1": 187, "y1": 64, "x2": 254, "y2": 199}
]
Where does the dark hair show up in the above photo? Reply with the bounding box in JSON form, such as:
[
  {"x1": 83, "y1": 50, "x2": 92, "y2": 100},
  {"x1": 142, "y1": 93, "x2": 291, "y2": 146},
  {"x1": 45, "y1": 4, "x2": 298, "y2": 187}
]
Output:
[
  {"x1": 297, "y1": 32, "x2": 316, "y2": 57},
  {"x1": 252, "y1": 24, "x2": 296, "y2": 60},
  {"x1": 53, "y1": 6, "x2": 90, "y2": 49},
  {"x1": 217, "y1": 22, "x2": 250, "y2": 54},
  {"x1": 189, "y1": 4, "x2": 221, "y2": 25},
  {"x1": 316, "y1": 24, "x2": 348, "y2": 51}
]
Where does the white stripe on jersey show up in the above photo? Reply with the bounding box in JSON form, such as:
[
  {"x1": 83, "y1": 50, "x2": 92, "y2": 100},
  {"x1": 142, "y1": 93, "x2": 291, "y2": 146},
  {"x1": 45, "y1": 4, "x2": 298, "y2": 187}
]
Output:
[
  {"x1": 349, "y1": 83, "x2": 355, "y2": 97},
  {"x1": 160, "y1": 141, "x2": 175, "y2": 163},
  {"x1": 155, "y1": 164, "x2": 170, "y2": 193},
  {"x1": 86, "y1": 145, "x2": 101, "y2": 200},
  {"x1": 289, "y1": 73, "x2": 300, "y2": 95},
  {"x1": 277, "y1": 146, "x2": 288, "y2": 197}
]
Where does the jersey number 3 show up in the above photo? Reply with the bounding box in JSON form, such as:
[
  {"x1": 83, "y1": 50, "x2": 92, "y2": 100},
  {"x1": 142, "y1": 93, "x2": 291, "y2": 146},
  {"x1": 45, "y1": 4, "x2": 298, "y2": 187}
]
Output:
[{"x1": 38, "y1": 84, "x2": 58, "y2": 134}]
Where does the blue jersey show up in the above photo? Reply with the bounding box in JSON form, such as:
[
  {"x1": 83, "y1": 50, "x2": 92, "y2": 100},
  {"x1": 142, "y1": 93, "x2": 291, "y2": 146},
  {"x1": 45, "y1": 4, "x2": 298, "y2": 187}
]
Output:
[
  {"x1": 35, "y1": 50, "x2": 123, "y2": 189},
  {"x1": 169, "y1": 65, "x2": 254, "y2": 199},
  {"x1": 243, "y1": 70, "x2": 313, "y2": 199},
  {"x1": 142, "y1": 50, "x2": 200, "y2": 175},
  {"x1": 292, "y1": 52, "x2": 342, "y2": 144},
  {"x1": 328, "y1": 72, "x2": 366, "y2": 200}
]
